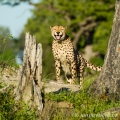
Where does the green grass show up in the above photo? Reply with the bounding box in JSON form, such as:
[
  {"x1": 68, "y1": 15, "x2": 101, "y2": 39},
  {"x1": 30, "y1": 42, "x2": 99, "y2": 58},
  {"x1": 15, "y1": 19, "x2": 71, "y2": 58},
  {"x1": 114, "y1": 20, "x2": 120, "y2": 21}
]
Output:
[
  {"x1": 0, "y1": 87, "x2": 37, "y2": 120},
  {"x1": 45, "y1": 75, "x2": 120, "y2": 120},
  {"x1": 46, "y1": 90, "x2": 120, "y2": 119},
  {"x1": 0, "y1": 74, "x2": 120, "y2": 120},
  {"x1": 0, "y1": 35, "x2": 38, "y2": 120}
]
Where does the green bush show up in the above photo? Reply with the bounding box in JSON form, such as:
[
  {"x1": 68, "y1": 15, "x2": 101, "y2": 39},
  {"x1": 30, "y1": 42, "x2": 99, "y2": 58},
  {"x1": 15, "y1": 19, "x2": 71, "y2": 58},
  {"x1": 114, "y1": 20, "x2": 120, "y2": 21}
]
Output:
[
  {"x1": 0, "y1": 87, "x2": 37, "y2": 120},
  {"x1": 45, "y1": 76, "x2": 120, "y2": 120}
]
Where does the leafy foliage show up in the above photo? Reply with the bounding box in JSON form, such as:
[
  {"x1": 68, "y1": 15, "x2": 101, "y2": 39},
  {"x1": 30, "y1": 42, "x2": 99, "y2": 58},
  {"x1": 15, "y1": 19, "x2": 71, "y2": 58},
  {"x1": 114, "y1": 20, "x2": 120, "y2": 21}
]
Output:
[
  {"x1": 0, "y1": 26, "x2": 18, "y2": 68},
  {"x1": 0, "y1": 87, "x2": 37, "y2": 120},
  {"x1": 0, "y1": 27, "x2": 13, "y2": 62}
]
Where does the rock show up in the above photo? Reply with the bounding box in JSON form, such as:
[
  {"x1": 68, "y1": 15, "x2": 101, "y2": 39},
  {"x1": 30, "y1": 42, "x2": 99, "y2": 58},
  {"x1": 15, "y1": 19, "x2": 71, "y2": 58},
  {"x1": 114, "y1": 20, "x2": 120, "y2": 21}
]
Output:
[{"x1": 43, "y1": 80, "x2": 80, "y2": 93}]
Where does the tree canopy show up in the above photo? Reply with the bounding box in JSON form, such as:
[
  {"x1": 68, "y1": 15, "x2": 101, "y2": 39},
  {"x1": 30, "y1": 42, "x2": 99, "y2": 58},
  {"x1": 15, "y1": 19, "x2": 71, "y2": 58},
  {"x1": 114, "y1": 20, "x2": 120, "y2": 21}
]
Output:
[
  {"x1": 0, "y1": 0, "x2": 115, "y2": 78},
  {"x1": 22, "y1": 0, "x2": 115, "y2": 78}
]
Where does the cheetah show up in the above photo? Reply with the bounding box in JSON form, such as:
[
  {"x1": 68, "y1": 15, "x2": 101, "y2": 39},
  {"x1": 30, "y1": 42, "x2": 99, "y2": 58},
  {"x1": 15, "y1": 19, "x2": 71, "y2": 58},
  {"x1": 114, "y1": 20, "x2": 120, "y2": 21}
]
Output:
[{"x1": 50, "y1": 25, "x2": 102, "y2": 88}]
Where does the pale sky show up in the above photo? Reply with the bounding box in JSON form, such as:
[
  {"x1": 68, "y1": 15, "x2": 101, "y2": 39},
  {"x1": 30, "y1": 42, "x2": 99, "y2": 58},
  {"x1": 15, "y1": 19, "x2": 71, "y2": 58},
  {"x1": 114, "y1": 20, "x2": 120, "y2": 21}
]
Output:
[{"x1": 0, "y1": 2, "x2": 36, "y2": 38}]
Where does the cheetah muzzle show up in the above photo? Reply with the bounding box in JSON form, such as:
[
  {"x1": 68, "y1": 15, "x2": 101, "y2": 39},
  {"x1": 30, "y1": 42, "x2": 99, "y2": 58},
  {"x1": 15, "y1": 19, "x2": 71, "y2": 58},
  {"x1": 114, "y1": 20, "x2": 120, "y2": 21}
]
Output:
[{"x1": 54, "y1": 32, "x2": 63, "y2": 40}]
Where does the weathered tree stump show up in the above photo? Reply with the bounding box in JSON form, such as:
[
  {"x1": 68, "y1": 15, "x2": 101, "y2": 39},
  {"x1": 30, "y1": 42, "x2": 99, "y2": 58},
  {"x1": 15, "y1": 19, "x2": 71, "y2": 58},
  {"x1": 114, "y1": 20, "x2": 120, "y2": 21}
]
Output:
[{"x1": 14, "y1": 33, "x2": 43, "y2": 112}]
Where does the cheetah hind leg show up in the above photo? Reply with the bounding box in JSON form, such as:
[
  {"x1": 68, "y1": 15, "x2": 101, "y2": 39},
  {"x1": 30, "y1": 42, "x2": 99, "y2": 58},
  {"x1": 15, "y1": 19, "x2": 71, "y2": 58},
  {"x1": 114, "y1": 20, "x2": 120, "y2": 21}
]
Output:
[
  {"x1": 79, "y1": 65, "x2": 86, "y2": 89},
  {"x1": 66, "y1": 74, "x2": 75, "y2": 84}
]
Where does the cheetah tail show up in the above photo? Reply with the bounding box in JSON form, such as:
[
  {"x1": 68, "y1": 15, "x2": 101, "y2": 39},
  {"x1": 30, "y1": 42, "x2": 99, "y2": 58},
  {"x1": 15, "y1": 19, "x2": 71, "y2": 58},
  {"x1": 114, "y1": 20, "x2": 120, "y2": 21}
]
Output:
[{"x1": 85, "y1": 60, "x2": 102, "y2": 71}]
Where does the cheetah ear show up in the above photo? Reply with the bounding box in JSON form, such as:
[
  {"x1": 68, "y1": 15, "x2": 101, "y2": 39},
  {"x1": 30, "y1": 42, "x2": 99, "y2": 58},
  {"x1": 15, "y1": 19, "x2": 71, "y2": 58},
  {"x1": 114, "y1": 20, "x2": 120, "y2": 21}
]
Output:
[
  {"x1": 64, "y1": 26, "x2": 67, "y2": 29},
  {"x1": 50, "y1": 26, "x2": 53, "y2": 29}
]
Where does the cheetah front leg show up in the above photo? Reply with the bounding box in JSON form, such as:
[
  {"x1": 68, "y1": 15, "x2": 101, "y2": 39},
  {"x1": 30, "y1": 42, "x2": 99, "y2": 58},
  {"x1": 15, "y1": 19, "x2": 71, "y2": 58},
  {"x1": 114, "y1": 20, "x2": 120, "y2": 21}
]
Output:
[
  {"x1": 67, "y1": 61, "x2": 76, "y2": 84},
  {"x1": 55, "y1": 60, "x2": 61, "y2": 82}
]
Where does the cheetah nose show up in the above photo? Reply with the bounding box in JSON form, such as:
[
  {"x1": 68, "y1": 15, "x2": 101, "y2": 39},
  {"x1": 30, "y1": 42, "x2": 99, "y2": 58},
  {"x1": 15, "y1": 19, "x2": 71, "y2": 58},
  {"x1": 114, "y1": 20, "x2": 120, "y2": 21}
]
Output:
[{"x1": 56, "y1": 32, "x2": 60, "y2": 35}]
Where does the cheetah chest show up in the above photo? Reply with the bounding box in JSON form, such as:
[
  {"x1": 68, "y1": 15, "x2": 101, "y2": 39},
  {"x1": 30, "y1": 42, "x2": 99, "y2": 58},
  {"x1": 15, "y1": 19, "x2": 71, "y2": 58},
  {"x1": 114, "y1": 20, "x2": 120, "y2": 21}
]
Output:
[{"x1": 54, "y1": 45, "x2": 71, "y2": 74}]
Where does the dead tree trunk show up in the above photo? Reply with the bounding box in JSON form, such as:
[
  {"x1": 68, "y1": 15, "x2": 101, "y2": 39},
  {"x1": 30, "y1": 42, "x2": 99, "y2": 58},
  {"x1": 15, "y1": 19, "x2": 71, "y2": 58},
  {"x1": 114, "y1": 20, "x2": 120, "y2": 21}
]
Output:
[
  {"x1": 15, "y1": 33, "x2": 43, "y2": 112},
  {"x1": 88, "y1": 0, "x2": 120, "y2": 99}
]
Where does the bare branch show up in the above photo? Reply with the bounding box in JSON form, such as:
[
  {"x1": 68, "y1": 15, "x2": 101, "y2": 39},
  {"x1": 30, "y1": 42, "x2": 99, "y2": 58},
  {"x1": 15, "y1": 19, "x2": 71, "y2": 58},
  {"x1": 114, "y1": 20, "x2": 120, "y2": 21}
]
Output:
[{"x1": 73, "y1": 20, "x2": 98, "y2": 49}]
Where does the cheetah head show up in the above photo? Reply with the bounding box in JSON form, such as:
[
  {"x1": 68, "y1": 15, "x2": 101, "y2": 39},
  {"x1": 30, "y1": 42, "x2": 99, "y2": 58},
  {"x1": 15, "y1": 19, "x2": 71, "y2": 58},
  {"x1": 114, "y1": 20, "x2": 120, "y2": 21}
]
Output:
[{"x1": 50, "y1": 26, "x2": 67, "y2": 41}]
